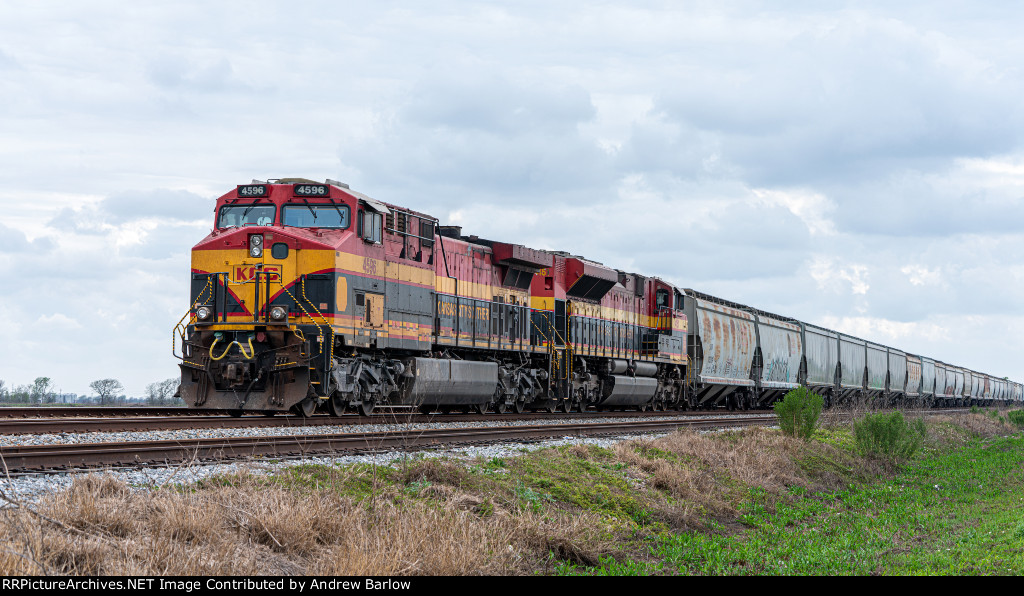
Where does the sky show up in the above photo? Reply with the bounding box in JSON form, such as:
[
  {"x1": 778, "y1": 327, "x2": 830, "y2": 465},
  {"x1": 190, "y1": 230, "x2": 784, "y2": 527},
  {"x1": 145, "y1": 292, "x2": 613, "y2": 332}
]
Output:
[{"x1": 1, "y1": 1, "x2": 1022, "y2": 396}]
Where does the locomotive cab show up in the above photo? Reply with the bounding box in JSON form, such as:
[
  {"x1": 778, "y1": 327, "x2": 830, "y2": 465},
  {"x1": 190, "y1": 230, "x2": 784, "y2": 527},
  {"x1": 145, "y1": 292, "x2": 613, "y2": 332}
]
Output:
[{"x1": 176, "y1": 180, "x2": 370, "y2": 414}]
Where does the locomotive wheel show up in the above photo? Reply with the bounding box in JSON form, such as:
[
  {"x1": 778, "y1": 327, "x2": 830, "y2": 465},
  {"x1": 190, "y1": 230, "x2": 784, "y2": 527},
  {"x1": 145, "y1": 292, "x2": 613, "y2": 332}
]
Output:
[
  {"x1": 575, "y1": 400, "x2": 587, "y2": 413},
  {"x1": 544, "y1": 401, "x2": 557, "y2": 414},
  {"x1": 358, "y1": 398, "x2": 375, "y2": 417},
  {"x1": 329, "y1": 394, "x2": 346, "y2": 417},
  {"x1": 292, "y1": 397, "x2": 317, "y2": 418},
  {"x1": 559, "y1": 400, "x2": 572, "y2": 413}
]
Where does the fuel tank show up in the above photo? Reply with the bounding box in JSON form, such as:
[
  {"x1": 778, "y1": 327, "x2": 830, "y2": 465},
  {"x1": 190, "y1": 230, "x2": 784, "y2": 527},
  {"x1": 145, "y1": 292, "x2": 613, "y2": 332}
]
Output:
[
  {"x1": 598, "y1": 375, "x2": 658, "y2": 407},
  {"x1": 399, "y1": 358, "x2": 498, "y2": 406}
]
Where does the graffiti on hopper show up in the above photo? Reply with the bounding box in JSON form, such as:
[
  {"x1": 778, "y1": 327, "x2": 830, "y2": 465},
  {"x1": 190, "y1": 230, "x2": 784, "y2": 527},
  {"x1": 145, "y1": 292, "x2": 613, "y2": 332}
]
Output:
[
  {"x1": 764, "y1": 358, "x2": 791, "y2": 383},
  {"x1": 700, "y1": 309, "x2": 753, "y2": 380}
]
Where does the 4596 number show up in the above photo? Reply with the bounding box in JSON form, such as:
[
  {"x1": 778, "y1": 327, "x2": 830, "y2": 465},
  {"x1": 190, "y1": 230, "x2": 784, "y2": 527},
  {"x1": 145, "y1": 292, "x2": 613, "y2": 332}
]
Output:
[{"x1": 294, "y1": 184, "x2": 328, "y2": 197}]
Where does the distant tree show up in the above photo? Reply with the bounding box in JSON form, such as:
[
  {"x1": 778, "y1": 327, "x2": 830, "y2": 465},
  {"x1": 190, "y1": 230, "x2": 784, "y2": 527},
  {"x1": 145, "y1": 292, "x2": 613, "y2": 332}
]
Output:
[
  {"x1": 146, "y1": 378, "x2": 179, "y2": 406},
  {"x1": 0, "y1": 379, "x2": 6, "y2": 401},
  {"x1": 90, "y1": 379, "x2": 124, "y2": 406},
  {"x1": 9, "y1": 385, "x2": 30, "y2": 404},
  {"x1": 32, "y1": 377, "x2": 55, "y2": 404}
]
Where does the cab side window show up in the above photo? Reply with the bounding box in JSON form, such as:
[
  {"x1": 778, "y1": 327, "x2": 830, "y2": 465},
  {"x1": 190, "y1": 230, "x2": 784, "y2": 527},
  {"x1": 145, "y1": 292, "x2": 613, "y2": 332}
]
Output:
[
  {"x1": 656, "y1": 289, "x2": 670, "y2": 309},
  {"x1": 360, "y1": 210, "x2": 383, "y2": 243}
]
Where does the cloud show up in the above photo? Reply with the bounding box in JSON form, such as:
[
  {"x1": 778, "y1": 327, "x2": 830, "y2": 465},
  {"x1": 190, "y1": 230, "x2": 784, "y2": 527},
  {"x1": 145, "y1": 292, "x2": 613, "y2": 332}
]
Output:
[
  {"x1": 650, "y1": 11, "x2": 1021, "y2": 188},
  {"x1": 819, "y1": 315, "x2": 950, "y2": 345},
  {"x1": 2, "y1": 2, "x2": 1024, "y2": 393},
  {"x1": 36, "y1": 313, "x2": 83, "y2": 330},
  {"x1": 808, "y1": 256, "x2": 870, "y2": 295},
  {"x1": 339, "y1": 73, "x2": 612, "y2": 206},
  {"x1": 752, "y1": 188, "x2": 836, "y2": 236},
  {"x1": 901, "y1": 264, "x2": 943, "y2": 286},
  {"x1": 147, "y1": 55, "x2": 246, "y2": 94},
  {"x1": 48, "y1": 189, "x2": 213, "y2": 234},
  {"x1": 0, "y1": 223, "x2": 54, "y2": 253}
]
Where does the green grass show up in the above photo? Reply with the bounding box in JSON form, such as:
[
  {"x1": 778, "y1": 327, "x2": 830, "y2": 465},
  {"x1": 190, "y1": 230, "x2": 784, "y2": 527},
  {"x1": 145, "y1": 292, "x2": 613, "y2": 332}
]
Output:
[
  {"x1": 572, "y1": 433, "x2": 1024, "y2": 575},
  {"x1": 509, "y1": 444, "x2": 654, "y2": 525},
  {"x1": 186, "y1": 414, "x2": 1024, "y2": 575}
]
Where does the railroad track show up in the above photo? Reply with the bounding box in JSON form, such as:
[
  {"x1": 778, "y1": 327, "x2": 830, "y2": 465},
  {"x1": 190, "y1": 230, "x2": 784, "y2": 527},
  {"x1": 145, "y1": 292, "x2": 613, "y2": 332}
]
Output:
[
  {"x1": 0, "y1": 409, "x2": 771, "y2": 435},
  {"x1": 0, "y1": 405, "x2": 731, "y2": 420},
  {"x1": 0, "y1": 405, "x2": 971, "y2": 435},
  {"x1": 0, "y1": 406, "x2": 276, "y2": 418},
  {"x1": 0, "y1": 415, "x2": 772, "y2": 474}
]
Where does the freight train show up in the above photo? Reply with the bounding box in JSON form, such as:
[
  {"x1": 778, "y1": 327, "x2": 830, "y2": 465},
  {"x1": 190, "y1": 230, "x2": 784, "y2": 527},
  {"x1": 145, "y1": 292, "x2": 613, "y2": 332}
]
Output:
[{"x1": 174, "y1": 179, "x2": 1023, "y2": 415}]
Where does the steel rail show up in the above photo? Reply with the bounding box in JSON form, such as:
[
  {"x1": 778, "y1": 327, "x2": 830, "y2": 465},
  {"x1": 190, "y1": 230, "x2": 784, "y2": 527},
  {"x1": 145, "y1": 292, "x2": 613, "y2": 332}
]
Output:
[
  {"x1": 0, "y1": 404, "x2": 975, "y2": 419},
  {"x1": 0, "y1": 410, "x2": 775, "y2": 435},
  {"x1": 0, "y1": 416, "x2": 771, "y2": 474},
  {"x1": 0, "y1": 407, "x2": 234, "y2": 418}
]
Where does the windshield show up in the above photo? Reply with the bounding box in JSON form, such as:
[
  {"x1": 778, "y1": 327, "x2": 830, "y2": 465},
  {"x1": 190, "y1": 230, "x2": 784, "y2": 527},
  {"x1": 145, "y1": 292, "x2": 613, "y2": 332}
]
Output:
[
  {"x1": 282, "y1": 204, "x2": 350, "y2": 229},
  {"x1": 218, "y1": 204, "x2": 276, "y2": 228}
]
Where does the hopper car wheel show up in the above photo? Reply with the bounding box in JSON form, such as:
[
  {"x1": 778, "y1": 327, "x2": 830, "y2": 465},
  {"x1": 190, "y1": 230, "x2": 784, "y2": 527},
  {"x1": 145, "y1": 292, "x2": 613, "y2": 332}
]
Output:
[
  {"x1": 292, "y1": 397, "x2": 317, "y2": 418},
  {"x1": 493, "y1": 402, "x2": 507, "y2": 414},
  {"x1": 473, "y1": 403, "x2": 487, "y2": 415},
  {"x1": 440, "y1": 406, "x2": 452, "y2": 415},
  {"x1": 512, "y1": 400, "x2": 525, "y2": 414},
  {"x1": 358, "y1": 399, "x2": 375, "y2": 417},
  {"x1": 329, "y1": 394, "x2": 346, "y2": 417},
  {"x1": 262, "y1": 410, "x2": 277, "y2": 417},
  {"x1": 418, "y1": 405, "x2": 434, "y2": 415}
]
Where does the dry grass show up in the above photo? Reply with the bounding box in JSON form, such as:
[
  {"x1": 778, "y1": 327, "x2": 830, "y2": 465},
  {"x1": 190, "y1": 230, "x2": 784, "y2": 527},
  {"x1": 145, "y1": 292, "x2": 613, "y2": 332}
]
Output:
[
  {"x1": 924, "y1": 410, "x2": 1019, "y2": 445},
  {"x1": 821, "y1": 403, "x2": 1019, "y2": 444},
  {"x1": 611, "y1": 427, "x2": 810, "y2": 527},
  {"x1": 0, "y1": 469, "x2": 609, "y2": 576},
  {"x1": 0, "y1": 408, "x2": 1016, "y2": 575}
]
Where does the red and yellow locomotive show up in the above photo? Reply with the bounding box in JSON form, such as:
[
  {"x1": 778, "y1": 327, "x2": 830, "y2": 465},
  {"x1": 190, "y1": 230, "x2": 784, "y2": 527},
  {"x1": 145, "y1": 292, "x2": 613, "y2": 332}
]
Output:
[{"x1": 175, "y1": 178, "x2": 688, "y2": 415}]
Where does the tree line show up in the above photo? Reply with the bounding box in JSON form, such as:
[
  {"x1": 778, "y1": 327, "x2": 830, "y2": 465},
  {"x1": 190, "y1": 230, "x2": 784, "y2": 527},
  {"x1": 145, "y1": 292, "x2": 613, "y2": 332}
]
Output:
[{"x1": 0, "y1": 377, "x2": 182, "y2": 406}]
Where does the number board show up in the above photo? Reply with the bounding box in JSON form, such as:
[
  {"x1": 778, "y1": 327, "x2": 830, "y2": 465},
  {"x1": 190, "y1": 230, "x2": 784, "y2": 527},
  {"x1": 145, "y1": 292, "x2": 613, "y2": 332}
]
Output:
[
  {"x1": 293, "y1": 184, "x2": 329, "y2": 197},
  {"x1": 237, "y1": 184, "x2": 268, "y2": 198}
]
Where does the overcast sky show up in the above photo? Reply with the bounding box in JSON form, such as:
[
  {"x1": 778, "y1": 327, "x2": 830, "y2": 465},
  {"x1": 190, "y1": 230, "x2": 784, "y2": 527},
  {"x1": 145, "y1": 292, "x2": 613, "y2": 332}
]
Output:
[{"x1": 1, "y1": 2, "x2": 1022, "y2": 396}]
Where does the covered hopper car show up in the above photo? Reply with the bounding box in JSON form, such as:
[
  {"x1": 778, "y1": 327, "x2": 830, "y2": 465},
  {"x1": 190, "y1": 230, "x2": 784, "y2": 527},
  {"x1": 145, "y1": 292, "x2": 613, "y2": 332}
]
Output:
[{"x1": 174, "y1": 180, "x2": 1022, "y2": 415}]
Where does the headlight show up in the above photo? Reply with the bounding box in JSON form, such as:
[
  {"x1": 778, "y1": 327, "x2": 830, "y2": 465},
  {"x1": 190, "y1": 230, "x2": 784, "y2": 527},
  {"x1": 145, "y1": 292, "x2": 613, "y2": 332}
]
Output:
[
  {"x1": 250, "y1": 234, "x2": 263, "y2": 258},
  {"x1": 269, "y1": 306, "x2": 287, "y2": 321},
  {"x1": 196, "y1": 306, "x2": 212, "y2": 321}
]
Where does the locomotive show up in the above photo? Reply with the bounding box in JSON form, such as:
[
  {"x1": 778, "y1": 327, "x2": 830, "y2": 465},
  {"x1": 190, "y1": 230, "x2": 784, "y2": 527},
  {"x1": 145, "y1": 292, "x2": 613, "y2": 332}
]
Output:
[{"x1": 174, "y1": 179, "x2": 1023, "y2": 415}]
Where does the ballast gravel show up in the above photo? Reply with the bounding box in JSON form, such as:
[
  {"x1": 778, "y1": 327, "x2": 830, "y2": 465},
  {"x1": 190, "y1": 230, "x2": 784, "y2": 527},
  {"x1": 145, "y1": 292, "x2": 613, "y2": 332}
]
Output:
[
  {"x1": 0, "y1": 412, "x2": 775, "y2": 448},
  {"x1": 0, "y1": 433, "x2": 674, "y2": 504},
  {"x1": 0, "y1": 414, "x2": 771, "y2": 504}
]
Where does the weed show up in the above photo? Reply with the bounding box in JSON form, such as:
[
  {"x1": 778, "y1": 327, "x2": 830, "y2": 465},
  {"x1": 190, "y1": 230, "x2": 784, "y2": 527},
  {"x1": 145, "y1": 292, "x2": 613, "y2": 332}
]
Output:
[
  {"x1": 773, "y1": 387, "x2": 824, "y2": 439},
  {"x1": 853, "y1": 412, "x2": 927, "y2": 462}
]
